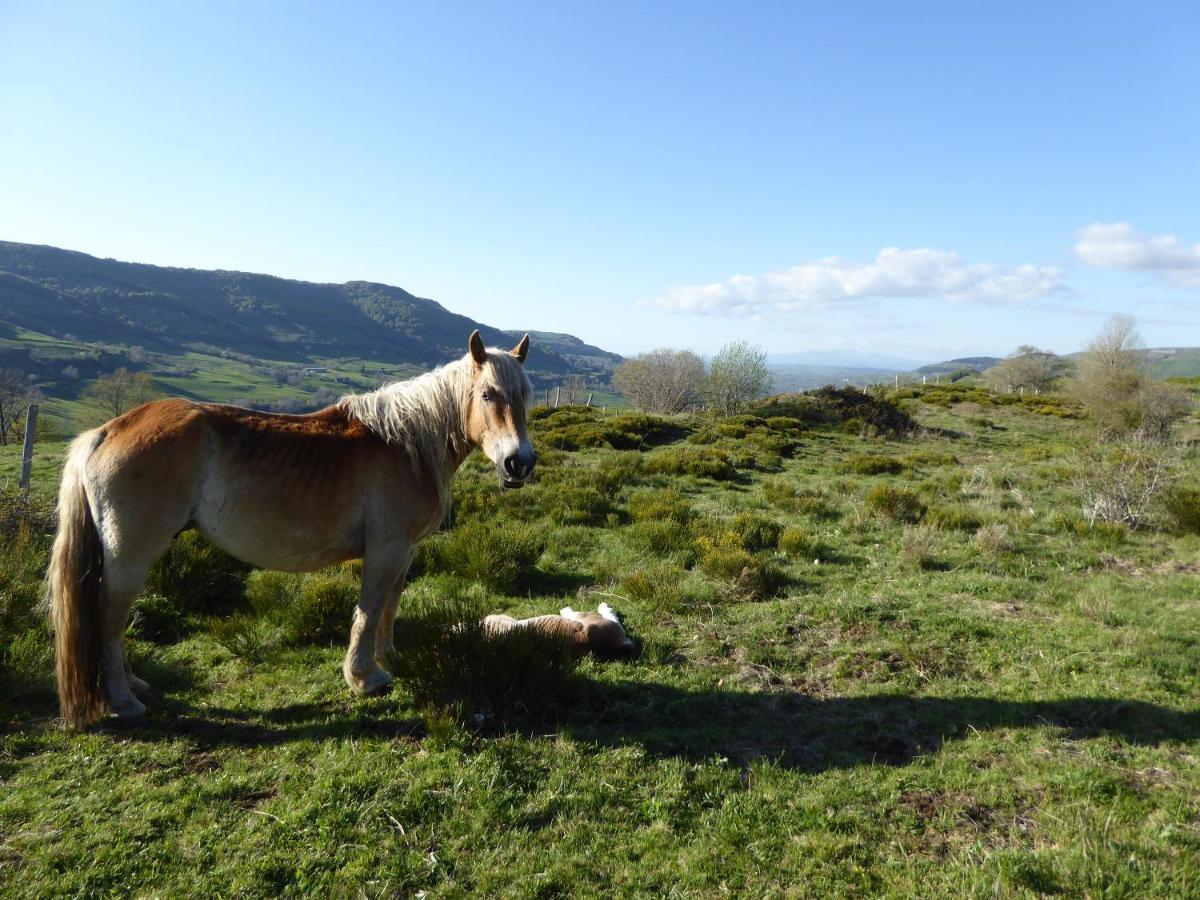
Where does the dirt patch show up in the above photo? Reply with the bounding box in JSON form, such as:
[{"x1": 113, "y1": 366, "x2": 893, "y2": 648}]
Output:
[{"x1": 186, "y1": 751, "x2": 223, "y2": 774}]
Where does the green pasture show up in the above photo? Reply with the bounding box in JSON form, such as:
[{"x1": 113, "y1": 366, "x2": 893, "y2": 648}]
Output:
[{"x1": 1, "y1": 387, "x2": 1198, "y2": 897}]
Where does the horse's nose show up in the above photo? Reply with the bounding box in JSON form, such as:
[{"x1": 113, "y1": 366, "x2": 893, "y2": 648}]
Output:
[{"x1": 504, "y1": 449, "x2": 537, "y2": 480}]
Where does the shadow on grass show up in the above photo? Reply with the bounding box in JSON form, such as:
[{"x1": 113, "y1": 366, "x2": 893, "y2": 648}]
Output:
[{"x1": 85, "y1": 676, "x2": 1200, "y2": 774}]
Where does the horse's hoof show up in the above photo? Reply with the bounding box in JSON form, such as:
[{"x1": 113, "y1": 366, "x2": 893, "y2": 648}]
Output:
[
  {"x1": 354, "y1": 670, "x2": 394, "y2": 696},
  {"x1": 110, "y1": 696, "x2": 147, "y2": 723}
]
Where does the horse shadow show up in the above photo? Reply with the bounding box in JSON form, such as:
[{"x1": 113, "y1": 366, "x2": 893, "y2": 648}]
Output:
[{"x1": 111, "y1": 670, "x2": 1200, "y2": 773}]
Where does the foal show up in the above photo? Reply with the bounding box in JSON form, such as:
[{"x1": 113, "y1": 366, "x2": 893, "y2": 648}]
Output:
[{"x1": 46, "y1": 331, "x2": 536, "y2": 727}]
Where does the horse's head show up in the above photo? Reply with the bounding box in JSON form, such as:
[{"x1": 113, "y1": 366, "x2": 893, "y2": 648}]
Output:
[{"x1": 464, "y1": 330, "x2": 538, "y2": 488}]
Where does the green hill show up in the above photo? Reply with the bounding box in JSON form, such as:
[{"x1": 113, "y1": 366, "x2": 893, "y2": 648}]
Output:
[{"x1": 0, "y1": 241, "x2": 621, "y2": 424}]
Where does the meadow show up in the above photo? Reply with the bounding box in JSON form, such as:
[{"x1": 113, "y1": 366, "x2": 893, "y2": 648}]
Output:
[{"x1": 1, "y1": 385, "x2": 1198, "y2": 897}]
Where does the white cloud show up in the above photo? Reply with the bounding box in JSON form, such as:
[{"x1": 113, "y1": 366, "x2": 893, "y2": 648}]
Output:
[
  {"x1": 644, "y1": 247, "x2": 1066, "y2": 317},
  {"x1": 1075, "y1": 222, "x2": 1200, "y2": 285}
]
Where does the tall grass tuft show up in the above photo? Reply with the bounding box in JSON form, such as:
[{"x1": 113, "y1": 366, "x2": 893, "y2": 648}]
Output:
[
  {"x1": 391, "y1": 575, "x2": 580, "y2": 717},
  {"x1": 418, "y1": 518, "x2": 547, "y2": 593}
]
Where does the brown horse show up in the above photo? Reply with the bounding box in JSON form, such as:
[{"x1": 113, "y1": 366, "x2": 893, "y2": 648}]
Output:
[{"x1": 45, "y1": 331, "x2": 536, "y2": 728}]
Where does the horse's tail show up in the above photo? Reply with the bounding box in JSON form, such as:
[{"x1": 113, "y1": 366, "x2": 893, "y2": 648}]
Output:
[{"x1": 45, "y1": 432, "x2": 105, "y2": 729}]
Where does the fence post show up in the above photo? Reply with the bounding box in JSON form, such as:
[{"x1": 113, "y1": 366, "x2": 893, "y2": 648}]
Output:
[
  {"x1": 554, "y1": 387, "x2": 560, "y2": 408},
  {"x1": 20, "y1": 403, "x2": 38, "y2": 491},
  {"x1": 586, "y1": 393, "x2": 593, "y2": 407}
]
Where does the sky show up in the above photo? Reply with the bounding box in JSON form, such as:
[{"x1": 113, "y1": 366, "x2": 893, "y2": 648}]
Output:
[{"x1": 1, "y1": 1, "x2": 1198, "y2": 362}]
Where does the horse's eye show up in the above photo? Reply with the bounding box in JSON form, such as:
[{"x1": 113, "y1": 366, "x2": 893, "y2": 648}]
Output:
[{"x1": 481, "y1": 390, "x2": 493, "y2": 402}]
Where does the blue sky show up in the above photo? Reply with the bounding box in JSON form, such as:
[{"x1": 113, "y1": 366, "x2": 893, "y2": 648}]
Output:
[{"x1": 2, "y1": 1, "x2": 1198, "y2": 361}]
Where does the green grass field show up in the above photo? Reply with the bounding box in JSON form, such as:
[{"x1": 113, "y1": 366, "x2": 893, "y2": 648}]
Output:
[{"x1": 2, "y1": 387, "x2": 1198, "y2": 897}]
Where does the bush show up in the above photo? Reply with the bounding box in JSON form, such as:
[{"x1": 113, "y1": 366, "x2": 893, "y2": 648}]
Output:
[
  {"x1": 605, "y1": 413, "x2": 690, "y2": 448},
  {"x1": 730, "y1": 513, "x2": 782, "y2": 552},
  {"x1": 973, "y1": 522, "x2": 1014, "y2": 555},
  {"x1": 620, "y1": 562, "x2": 690, "y2": 611},
  {"x1": 1163, "y1": 486, "x2": 1200, "y2": 534},
  {"x1": 1074, "y1": 439, "x2": 1183, "y2": 530},
  {"x1": 624, "y1": 520, "x2": 695, "y2": 559},
  {"x1": 643, "y1": 446, "x2": 737, "y2": 481},
  {"x1": 625, "y1": 487, "x2": 694, "y2": 524},
  {"x1": 753, "y1": 387, "x2": 915, "y2": 436},
  {"x1": 420, "y1": 518, "x2": 546, "y2": 593},
  {"x1": 926, "y1": 504, "x2": 987, "y2": 532},
  {"x1": 866, "y1": 484, "x2": 925, "y2": 523},
  {"x1": 390, "y1": 575, "x2": 580, "y2": 716},
  {"x1": 694, "y1": 531, "x2": 787, "y2": 599},
  {"x1": 903, "y1": 449, "x2": 958, "y2": 468},
  {"x1": 143, "y1": 531, "x2": 251, "y2": 616},
  {"x1": 762, "y1": 479, "x2": 836, "y2": 518},
  {"x1": 842, "y1": 454, "x2": 905, "y2": 476},
  {"x1": 778, "y1": 526, "x2": 809, "y2": 557},
  {"x1": 0, "y1": 518, "x2": 53, "y2": 702},
  {"x1": 541, "y1": 484, "x2": 612, "y2": 525},
  {"x1": 900, "y1": 524, "x2": 940, "y2": 570}
]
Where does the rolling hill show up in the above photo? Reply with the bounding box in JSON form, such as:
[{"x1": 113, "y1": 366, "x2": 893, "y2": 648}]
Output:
[
  {"x1": 0, "y1": 241, "x2": 623, "y2": 422},
  {"x1": 0, "y1": 241, "x2": 620, "y2": 379}
]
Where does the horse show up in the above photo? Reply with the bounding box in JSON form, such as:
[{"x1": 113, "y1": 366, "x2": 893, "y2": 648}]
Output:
[{"x1": 45, "y1": 330, "x2": 537, "y2": 728}]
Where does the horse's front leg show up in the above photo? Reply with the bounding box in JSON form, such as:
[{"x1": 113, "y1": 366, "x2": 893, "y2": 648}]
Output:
[
  {"x1": 376, "y1": 547, "x2": 413, "y2": 672},
  {"x1": 343, "y1": 550, "x2": 406, "y2": 696}
]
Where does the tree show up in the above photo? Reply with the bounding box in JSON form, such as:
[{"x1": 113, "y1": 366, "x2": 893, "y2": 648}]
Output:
[
  {"x1": 984, "y1": 345, "x2": 1069, "y2": 394},
  {"x1": 703, "y1": 341, "x2": 772, "y2": 415},
  {"x1": 1069, "y1": 315, "x2": 1190, "y2": 440},
  {"x1": 613, "y1": 349, "x2": 706, "y2": 414},
  {"x1": 85, "y1": 368, "x2": 161, "y2": 419},
  {"x1": 0, "y1": 369, "x2": 32, "y2": 446}
]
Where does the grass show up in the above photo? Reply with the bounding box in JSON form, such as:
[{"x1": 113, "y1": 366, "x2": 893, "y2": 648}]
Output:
[{"x1": 1, "y1": 387, "x2": 1199, "y2": 896}]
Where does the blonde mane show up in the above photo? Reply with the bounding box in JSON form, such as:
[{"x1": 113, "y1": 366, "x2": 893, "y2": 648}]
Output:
[{"x1": 338, "y1": 350, "x2": 531, "y2": 511}]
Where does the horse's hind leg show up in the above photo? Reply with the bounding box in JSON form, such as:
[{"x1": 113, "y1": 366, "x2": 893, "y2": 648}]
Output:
[{"x1": 99, "y1": 562, "x2": 149, "y2": 720}]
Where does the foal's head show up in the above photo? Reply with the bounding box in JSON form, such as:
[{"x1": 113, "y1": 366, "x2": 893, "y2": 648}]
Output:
[{"x1": 464, "y1": 330, "x2": 537, "y2": 488}]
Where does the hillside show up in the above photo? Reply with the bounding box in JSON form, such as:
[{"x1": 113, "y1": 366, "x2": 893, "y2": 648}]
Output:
[
  {"x1": 3, "y1": 386, "x2": 1199, "y2": 894},
  {"x1": 0, "y1": 240, "x2": 619, "y2": 379}
]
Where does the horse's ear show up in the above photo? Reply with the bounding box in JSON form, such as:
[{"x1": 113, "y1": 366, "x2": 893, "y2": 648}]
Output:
[
  {"x1": 468, "y1": 330, "x2": 487, "y2": 367},
  {"x1": 511, "y1": 333, "x2": 530, "y2": 364}
]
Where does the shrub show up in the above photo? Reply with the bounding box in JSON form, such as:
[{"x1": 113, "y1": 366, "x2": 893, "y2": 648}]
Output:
[
  {"x1": 130, "y1": 592, "x2": 192, "y2": 643},
  {"x1": 624, "y1": 520, "x2": 695, "y2": 558},
  {"x1": 0, "y1": 517, "x2": 54, "y2": 701},
  {"x1": 420, "y1": 518, "x2": 546, "y2": 593},
  {"x1": 390, "y1": 575, "x2": 580, "y2": 716},
  {"x1": 730, "y1": 513, "x2": 782, "y2": 552},
  {"x1": 592, "y1": 453, "x2": 644, "y2": 493},
  {"x1": 541, "y1": 484, "x2": 612, "y2": 525},
  {"x1": 900, "y1": 524, "x2": 941, "y2": 570},
  {"x1": 605, "y1": 413, "x2": 688, "y2": 447},
  {"x1": 625, "y1": 487, "x2": 694, "y2": 524},
  {"x1": 842, "y1": 454, "x2": 905, "y2": 476},
  {"x1": 643, "y1": 446, "x2": 737, "y2": 481},
  {"x1": 926, "y1": 503, "x2": 987, "y2": 532},
  {"x1": 973, "y1": 522, "x2": 1014, "y2": 555},
  {"x1": 1075, "y1": 439, "x2": 1183, "y2": 530},
  {"x1": 903, "y1": 449, "x2": 958, "y2": 468},
  {"x1": 778, "y1": 526, "x2": 808, "y2": 557},
  {"x1": 620, "y1": 562, "x2": 690, "y2": 611},
  {"x1": 753, "y1": 387, "x2": 915, "y2": 436},
  {"x1": 762, "y1": 479, "x2": 836, "y2": 518},
  {"x1": 694, "y1": 532, "x2": 787, "y2": 599},
  {"x1": 143, "y1": 531, "x2": 251, "y2": 616},
  {"x1": 866, "y1": 484, "x2": 924, "y2": 523},
  {"x1": 1163, "y1": 486, "x2": 1200, "y2": 534},
  {"x1": 695, "y1": 531, "x2": 752, "y2": 580}
]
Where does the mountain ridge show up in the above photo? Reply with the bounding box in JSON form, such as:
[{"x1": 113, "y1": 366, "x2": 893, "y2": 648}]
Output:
[{"x1": 0, "y1": 240, "x2": 618, "y2": 378}]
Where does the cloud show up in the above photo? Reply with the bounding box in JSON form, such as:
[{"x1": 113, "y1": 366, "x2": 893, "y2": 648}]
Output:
[
  {"x1": 1075, "y1": 222, "x2": 1200, "y2": 285},
  {"x1": 644, "y1": 247, "x2": 1066, "y2": 317}
]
